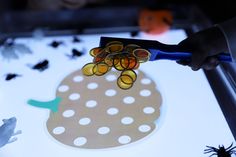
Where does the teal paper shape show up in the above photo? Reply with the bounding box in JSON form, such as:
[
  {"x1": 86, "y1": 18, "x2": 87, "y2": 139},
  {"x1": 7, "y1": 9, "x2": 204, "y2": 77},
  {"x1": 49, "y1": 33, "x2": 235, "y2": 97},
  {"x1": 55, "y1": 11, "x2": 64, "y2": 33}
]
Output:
[{"x1": 27, "y1": 97, "x2": 62, "y2": 112}]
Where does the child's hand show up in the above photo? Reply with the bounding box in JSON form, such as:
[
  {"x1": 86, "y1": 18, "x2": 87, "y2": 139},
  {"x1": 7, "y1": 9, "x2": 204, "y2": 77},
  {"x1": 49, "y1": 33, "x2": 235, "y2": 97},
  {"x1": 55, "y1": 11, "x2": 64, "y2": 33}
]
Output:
[{"x1": 177, "y1": 26, "x2": 229, "y2": 71}]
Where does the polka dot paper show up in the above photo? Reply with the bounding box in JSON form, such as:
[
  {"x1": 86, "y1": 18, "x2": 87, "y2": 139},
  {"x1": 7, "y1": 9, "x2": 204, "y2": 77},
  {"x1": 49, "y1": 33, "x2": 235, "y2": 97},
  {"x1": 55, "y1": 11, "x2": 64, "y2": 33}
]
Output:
[{"x1": 46, "y1": 69, "x2": 162, "y2": 149}]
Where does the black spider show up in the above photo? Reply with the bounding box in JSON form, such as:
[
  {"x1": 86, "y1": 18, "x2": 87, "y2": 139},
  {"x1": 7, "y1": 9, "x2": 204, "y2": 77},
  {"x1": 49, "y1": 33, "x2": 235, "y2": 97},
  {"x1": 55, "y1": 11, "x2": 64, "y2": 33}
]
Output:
[
  {"x1": 204, "y1": 143, "x2": 236, "y2": 157},
  {"x1": 5, "y1": 73, "x2": 21, "y2": 81},
  {"x1": 49, "y1": 41, "x2": 63, "y2": 48},
  {"x1": 66, "y1": 48, "x2": 84, "y2": 59},
  {"x1": 31, "y1": 59, "x2": 49, "y2": 72},
  {"x1": 72, "y1": 36, "x2": 81, "y2": 43},
  {"x1": 4, "y1": 38, "x2": 15, "y2": 46},
  {"x1": 130, "y1": 31, "x2": 139, "y2": 37}
]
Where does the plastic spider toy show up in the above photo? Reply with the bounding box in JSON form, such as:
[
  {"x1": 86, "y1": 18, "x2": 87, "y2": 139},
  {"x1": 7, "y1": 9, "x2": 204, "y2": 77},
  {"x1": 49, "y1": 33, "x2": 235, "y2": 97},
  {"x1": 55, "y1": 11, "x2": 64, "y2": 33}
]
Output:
[
  {"x1": 28, "y1": 59, "x2": 49, "y2": 72},
  {"x1": 66, "y1": 48, "x2": 84, "y2": 59},
  {"x1": 49, "y1": 41, "x2": 64, "y2": 48},
  {"x1": 5, "y1": 73, "x2": 22, "y2": 81},
  {"x1": 0, "y1": 38, "x2": 32, "y2": 60},
  {"x1": 72, "y1": 36, "x2": 81, "y2": 43},
  {"x1": 204, "y1": 143, "x2": 236, "y2": 157}
]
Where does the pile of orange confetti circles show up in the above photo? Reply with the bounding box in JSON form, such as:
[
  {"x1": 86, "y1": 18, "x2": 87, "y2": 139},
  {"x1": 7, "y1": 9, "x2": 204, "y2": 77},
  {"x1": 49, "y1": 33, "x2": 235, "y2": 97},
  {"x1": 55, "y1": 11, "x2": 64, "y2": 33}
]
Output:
[{"x1": 82, "y1": 41, "x2": 151, "y2": 90}]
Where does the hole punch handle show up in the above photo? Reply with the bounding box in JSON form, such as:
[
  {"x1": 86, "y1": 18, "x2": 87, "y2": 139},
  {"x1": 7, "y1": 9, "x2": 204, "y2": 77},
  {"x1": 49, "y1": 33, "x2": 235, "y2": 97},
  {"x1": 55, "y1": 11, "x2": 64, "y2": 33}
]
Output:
[{"x1": 149, "y1": 49, "x2": 232, "y2": 62}]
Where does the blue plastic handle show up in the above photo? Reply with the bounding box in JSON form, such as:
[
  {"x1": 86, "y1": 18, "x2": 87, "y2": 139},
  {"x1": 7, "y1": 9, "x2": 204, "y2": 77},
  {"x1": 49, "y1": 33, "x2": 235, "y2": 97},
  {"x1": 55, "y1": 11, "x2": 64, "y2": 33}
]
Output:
[{"x1": 149, "y1": 49, "x2": 232, "y2": 62}]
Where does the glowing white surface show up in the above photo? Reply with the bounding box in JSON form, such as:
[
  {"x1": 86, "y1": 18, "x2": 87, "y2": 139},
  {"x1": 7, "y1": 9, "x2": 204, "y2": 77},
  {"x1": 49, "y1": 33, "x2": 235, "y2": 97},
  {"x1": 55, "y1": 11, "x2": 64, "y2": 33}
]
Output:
[{"x1": 0, "y1": 30, "x2": 234, "y2": 157}]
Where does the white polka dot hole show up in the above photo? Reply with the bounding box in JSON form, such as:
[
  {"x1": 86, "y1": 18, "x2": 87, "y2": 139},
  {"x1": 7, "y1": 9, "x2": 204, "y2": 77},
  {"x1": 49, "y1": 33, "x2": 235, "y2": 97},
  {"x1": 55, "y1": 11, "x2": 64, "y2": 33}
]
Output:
[
  {"x1": 118, "y1": 135, "x2": 131, "y2": 144},
  {"x1": 123, "y1": 96, "x2": 135, "y2": 104},
  {"x1": 97, "y1": 127, "x2": 110, "y2": 135},
  {"x1": 141, "y1": 78, "x2": 151, "y2": 85},
  {"x1": 121, "y1": 117, "x2": 134, "y2": 125},
  {"x1": 86, "y1": 100, "x2": 97, "y2": 108},
  {"x1": 62, "y1": 109, "x2": 75, "y2": 118},
  {"x1": 79, "y1": 117, "x2": 91, "y2": 125},
  {"x1": 105, "y1": 89, "x2": 117, "y2": 97},
  {"x1": 58, "y1": 85, "x2": 69, "y2": 92},
  {"x1": 69, "y1": 93, "x2": 80, "y2": 100},
  {"x1": 74, "y1": 137, "x2": 87, "y2": 146},
  {"x1": 107, "y1": 108, "x2": 119, "y2": 115},
  {"x1": 105, "y1": 74, "x2": 117, "y2": 82},
  {"x1": 53, "y1": 126, "x2": 65, "y2": 135},
  {"x1": 87, "y1": 82, "x2": 98, "y2": 90},
  {"x1": 143, "y1": 107, "x2": 155, "y2": 114},
  {"x1": 73, "y1": 75, "x2": 84, "y2": 82},
  {"x1": 140, "y1": 89, "x2": 151, "y2": 97},
  {"x1": 138, "y1": 125, "x2": 151, "y2": 133}
]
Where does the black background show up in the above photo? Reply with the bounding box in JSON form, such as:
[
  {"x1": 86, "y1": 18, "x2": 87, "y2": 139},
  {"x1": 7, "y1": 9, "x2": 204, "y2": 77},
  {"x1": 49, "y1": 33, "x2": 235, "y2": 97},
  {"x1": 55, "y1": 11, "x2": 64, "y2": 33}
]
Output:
[{"x1": 0, "y1": 0, "x2": 235, "y2": 23}]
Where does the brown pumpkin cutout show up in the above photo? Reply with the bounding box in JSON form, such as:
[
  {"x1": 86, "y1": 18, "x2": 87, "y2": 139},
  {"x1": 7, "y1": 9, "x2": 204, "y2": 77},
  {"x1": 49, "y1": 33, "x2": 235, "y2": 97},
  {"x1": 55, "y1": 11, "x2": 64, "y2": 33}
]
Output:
[{"x1": 139, "y1": 9, "x2": 173, "y2": 35}]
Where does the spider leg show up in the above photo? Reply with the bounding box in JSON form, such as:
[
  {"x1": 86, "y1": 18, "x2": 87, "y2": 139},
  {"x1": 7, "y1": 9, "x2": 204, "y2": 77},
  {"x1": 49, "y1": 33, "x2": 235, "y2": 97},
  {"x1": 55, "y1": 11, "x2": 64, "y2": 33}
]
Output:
[
  {"x1": 226, "y1": 143, "x2": 234, "y2": 150},
  {"x1": 209, "y1": 153, "x2": 217, "y2": 157},
  {"x1": 204, "y1": 148, "x2": 214, "y2": 151},
  {"x1": 206, "y1": 146, "x2": 218, "y2": 150},
  {"x1": 233, "y1": 151, "x2": 236, "y2": 155},
  {"x1": 229, "y1": 150, "x2": 236, "y2": 154},
  {"x1": 204, "y1": 150, "x2": 214, "y2": 153},
  {"x1": 228, "y1": 146, "x2": 236, "y2": 152},
  {"x1": 204, "y1": 148, "x2": 216, "y2": 153},
  {"x1": 205, "y1": 146, "x2": 218, "y2": 152}
]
